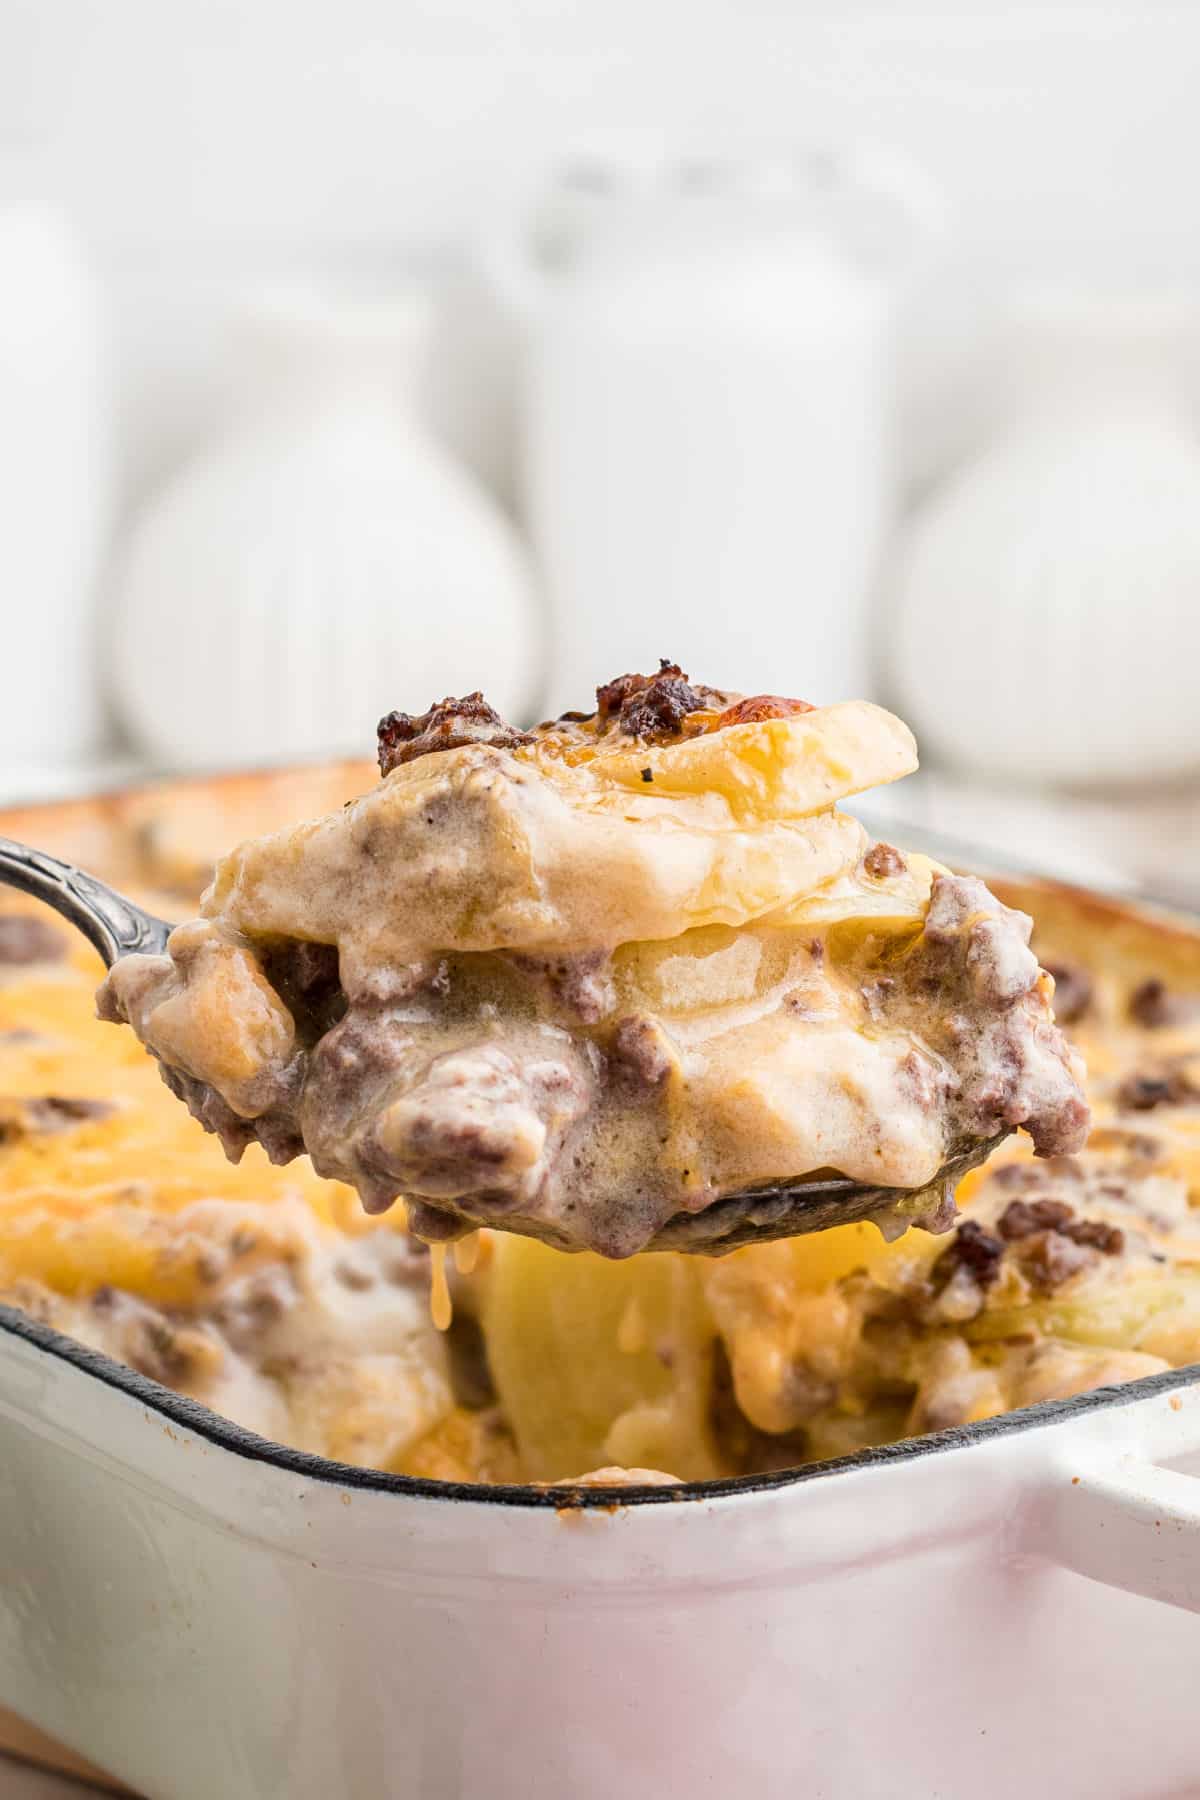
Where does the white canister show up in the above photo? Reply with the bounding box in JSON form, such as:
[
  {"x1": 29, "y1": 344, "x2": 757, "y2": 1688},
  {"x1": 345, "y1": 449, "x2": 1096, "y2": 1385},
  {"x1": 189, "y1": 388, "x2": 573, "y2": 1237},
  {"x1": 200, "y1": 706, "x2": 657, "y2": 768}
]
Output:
[
  {"x1": 886, "y1": 291, "x2": 1200, "y2": 788},
  {"x1": 110, "y1": 288, "x2": 543, "y2": 772},
  {"x1": 0, "y1": 151, "x2": 107, "y2": 775},
  {"x1": 475, "y1": 145, "x2": 938, "y2": 707}
]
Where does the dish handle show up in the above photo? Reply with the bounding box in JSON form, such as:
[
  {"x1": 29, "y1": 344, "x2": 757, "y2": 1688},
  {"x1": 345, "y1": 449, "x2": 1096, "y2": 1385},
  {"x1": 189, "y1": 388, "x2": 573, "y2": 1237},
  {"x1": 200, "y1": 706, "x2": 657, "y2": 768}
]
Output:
[{"x1": 1036, "y1": 1453, "x2": 1200, "y2": 1612}]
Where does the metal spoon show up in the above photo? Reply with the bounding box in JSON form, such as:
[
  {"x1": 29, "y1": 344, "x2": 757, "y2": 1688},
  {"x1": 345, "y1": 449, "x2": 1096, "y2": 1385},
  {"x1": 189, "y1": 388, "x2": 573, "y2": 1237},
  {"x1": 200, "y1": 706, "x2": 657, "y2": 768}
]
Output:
[
  {"x1": 0, "y1": 835, "x2": 172, "y2": 964},
  {"x1": 0, "y1": 834, "x2": 1004, "y2": 1250}
]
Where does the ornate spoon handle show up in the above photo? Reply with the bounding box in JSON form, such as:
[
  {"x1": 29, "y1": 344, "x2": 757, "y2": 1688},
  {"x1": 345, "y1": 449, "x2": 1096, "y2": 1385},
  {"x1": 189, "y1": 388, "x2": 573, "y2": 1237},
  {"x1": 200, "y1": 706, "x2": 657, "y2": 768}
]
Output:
[{"x1": 0, "y1": 835, "x2": 173, "y2": 968}]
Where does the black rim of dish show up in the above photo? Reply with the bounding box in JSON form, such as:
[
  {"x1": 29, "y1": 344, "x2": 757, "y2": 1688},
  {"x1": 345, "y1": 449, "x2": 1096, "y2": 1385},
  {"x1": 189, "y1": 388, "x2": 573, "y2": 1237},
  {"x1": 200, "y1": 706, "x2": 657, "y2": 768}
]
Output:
[{"x1": 3, "y1": 1301, "x2": 1197, "y2": 1511}]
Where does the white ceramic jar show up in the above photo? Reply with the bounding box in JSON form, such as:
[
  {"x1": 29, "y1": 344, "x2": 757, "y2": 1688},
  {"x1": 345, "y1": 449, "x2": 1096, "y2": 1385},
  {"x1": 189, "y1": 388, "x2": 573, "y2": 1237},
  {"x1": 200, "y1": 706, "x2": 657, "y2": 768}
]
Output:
[
  {"x1": 0, "y1": 154, "x2": 107, "y2": 777},
  {"x1": 886, "y1": 292, "x2": 1200, "y2": 787},
  {"x1": 473, "y1": 145, "x2": 938, "y2": 706},
  {"x1": 110, "y1": 288, "x2": 542, "y2": 772}
]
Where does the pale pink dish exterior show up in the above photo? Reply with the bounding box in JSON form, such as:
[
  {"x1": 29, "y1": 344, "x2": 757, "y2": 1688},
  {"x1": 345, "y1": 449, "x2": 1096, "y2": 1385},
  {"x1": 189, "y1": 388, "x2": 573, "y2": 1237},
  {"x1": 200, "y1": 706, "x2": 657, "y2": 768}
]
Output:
[{"x1": 2, "y1": 1306, "x2": 1200, "y2": 1799}]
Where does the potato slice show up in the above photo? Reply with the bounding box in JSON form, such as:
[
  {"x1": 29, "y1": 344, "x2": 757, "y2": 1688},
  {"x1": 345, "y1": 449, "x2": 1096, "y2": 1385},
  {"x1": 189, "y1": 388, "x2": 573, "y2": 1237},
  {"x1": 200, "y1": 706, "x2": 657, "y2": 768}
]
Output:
[
  {"x1": 589, "y1": 702, "x2": 917, "y2": 820},
  {"x1": 482, "y1": 1236, "x2": 724, "y2": 1482}
]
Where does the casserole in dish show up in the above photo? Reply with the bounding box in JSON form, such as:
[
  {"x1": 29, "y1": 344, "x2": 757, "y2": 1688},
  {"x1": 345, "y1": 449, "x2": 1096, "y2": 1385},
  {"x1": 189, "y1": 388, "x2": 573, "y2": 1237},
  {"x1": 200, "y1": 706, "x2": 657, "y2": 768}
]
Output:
[{"x1": 2, "y1": 769, "x2": 1200, "y2": 1799}]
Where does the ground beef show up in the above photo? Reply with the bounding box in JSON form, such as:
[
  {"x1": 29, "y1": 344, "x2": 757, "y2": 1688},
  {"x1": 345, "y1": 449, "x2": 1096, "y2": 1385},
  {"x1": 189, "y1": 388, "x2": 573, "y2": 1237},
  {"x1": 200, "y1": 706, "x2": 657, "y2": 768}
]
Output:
[
  {"x1": 594, "y1": 660, "x2": 729, "y2": 739},
  {"x1": 594, "y1": 663, "x2": 685, "y2": 723},
  {"x1": 608, "y1": 1015, "x2": 675, "y2": 1092},
  {"x1": 0, "y1": 915, "x2": 67, "y2": 965},
  {"x1": 997, "y1": 1196, "x2": 1124, "y2": 1256},
  {"x1": 1017, "y1": 1230, "x2": 1097, "y2": 1293},
  {"x1": 932, "y1": 1219, "x2": 1005, "y2": 1292},
  {"x1": 259, "y1": 939, "x2": 346, "y2": 1043},
  {"x1": 906, "y1": 878, "x2": 1088, "y2": 1159},
  {"x1": 1065, "y1": 1217, "x2": 1126, "y2": 1254},
  {"x1": 377, "y1": 695, "x2": 531, "y2": 774},
  {"x1": 997, "y1": 1196, "x2": 1075, "y2": 1239},
  {"x1": 157, "y1": 1061, "x2": 303, "y2": 1166},
  {"x1": 303, "y1": 1023, "x2": 595, "y2": 1232}
]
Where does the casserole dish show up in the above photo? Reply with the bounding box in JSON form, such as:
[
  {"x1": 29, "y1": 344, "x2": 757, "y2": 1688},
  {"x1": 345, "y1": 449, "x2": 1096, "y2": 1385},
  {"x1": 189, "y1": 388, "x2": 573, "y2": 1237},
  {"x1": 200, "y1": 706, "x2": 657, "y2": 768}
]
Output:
[{"x1": 2, "y1": 773, "x2": 1200, "y2": 1800}]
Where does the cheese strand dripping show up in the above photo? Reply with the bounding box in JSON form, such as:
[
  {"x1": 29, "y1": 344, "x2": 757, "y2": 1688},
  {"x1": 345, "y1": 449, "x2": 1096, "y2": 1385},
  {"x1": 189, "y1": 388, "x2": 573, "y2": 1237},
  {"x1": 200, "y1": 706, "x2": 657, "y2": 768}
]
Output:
[{"x1": 429, "y1": 1242, "x2": 453, "y2": 1333}]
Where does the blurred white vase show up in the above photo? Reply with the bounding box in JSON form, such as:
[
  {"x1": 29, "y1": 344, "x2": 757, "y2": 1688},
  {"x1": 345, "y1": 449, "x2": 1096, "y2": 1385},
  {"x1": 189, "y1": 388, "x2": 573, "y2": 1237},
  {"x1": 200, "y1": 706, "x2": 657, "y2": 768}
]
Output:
[
  {"x1": 111, "y1": 288, "x2": 541, "y2": 772},
  {"x1": 471, "y1": 140, "x2": 938, "y2": 705},
  {"x1": 0, "y1": 156, "x2": 107, "y2": 774},
  {"x1": 887, "y1": 291, "x2": 1200, "y2": 787}
]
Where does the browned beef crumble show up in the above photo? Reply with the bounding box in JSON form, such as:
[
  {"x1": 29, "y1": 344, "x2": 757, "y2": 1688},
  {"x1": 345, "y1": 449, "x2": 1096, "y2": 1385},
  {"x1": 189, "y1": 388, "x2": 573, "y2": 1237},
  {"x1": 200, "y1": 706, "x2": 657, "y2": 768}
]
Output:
[
  {"x1": 609, "y1": 1015, "x2": 675, "y2": 1092},
  {"x1": 915, "y1": 877, "x2": 1089, "y2": 1158},
  {"x1": 156, "y1": 1060, "x2": 305, "y2": 1168},
  {"x1": 259, "y1": 939, "x2": 347, "y2": 1044},
  {"x1": 932, "y1": 1219, "x2": 1005, "y2": 1292},
  {"x1": 594, "y1": 662, "x2": 692, "y2": 724},
  {"x1": 997, "y1": 1196, "x2": 1074, "y2": 1238},
  {"x1": 595, "y1": 661, "x2": 728, "y2": 739},
  {"x1": 997, "y1": 1196, "x2": 1124, "y2": 1256},
  {"x1": 1064, "y1": 1218, "x2": 1126, "y2": 1253},
  {"x1": 0, "y1": 915, "x2": 67, "y2": 965},
  {"x1": 1017, "y1": 1230, "x2": 1097, "y2": 1292},
  {"x1": 377, "y1": 694, "x2": 532, "y2": 775}
]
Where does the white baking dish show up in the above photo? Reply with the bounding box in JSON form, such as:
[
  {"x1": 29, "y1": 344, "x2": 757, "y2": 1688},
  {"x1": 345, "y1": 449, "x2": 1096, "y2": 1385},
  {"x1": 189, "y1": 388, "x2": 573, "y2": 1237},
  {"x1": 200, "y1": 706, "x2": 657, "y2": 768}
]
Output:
[
  {"x1": 2, "y1": 1302, "x2": 1200, "y2": 1800},
  {"x1": 3, "y1": 779, "x2": 1200, "y2": 1798}
]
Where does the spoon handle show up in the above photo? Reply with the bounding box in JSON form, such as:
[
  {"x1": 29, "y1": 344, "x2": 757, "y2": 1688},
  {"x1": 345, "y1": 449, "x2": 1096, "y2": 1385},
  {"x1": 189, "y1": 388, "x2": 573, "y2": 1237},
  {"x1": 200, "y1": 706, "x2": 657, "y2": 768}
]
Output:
[{"x1": 0, "y1": 836, "x2": 173, "y2": 969}]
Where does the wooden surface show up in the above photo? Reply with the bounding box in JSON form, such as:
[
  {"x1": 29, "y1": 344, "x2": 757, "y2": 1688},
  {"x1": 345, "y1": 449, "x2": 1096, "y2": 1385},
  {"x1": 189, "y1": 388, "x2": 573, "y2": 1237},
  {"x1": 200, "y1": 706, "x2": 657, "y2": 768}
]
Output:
[
  {"x1": 0, "y1": 1758, "x2": 106, "y2": 1797},
  {"x1": 0, "y1": 1712, "x2": 130, "y2": 1797}
]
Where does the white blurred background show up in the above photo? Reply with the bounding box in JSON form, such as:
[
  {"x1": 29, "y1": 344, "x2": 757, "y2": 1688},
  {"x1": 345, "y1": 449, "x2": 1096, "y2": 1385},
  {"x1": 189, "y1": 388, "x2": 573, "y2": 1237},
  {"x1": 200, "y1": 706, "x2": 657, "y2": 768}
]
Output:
[{"x1": 3, "y1": 0, "x2": 1200, "y2": 900}]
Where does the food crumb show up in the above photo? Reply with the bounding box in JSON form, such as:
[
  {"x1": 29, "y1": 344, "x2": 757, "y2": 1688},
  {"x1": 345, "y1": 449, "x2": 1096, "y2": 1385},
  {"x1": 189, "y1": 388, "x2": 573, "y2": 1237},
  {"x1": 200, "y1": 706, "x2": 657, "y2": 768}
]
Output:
[{"x1": 1170, "y1": 1394, "x2": 1183, "y2": 1412}]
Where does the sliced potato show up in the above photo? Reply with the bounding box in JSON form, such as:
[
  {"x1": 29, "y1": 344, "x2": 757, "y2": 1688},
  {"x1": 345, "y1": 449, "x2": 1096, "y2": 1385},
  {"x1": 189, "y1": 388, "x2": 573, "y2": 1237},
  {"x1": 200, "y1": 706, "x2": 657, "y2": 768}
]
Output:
[{"x1": 482, "y1": 1236, "x2": 724, "y2": 1482}]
